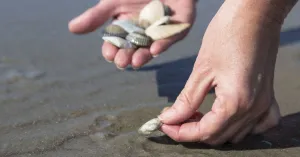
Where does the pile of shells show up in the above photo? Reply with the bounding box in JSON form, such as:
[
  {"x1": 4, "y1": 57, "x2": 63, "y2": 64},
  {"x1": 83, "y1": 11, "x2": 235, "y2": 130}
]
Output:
[{"x1": 102, "y1": 0, "x2": 190, "y2": 49}]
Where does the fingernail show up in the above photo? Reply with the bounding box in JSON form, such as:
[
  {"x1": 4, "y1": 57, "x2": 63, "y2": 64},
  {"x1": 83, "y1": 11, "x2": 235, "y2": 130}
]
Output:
[
  {"x1": 133, "y1": 67, "x2": 140, "y2": 70},
  {"x1": 157, "y1": 115, "x2": 163, "y2": 121},
  {"x1": 105, "y1": 59, "x2": 113, "y2": 63},
  {"x1": 116, "y1": 65, "x2": 125, "y2": 70},
  {"x1": 160, "y1": 107, "x2": 170, "y2": 114},
  {"x1": 152, "y1": 54, "x2": 159, "y2": 58},
  {"x1": 158, "y1": 108, "x2": 174, "y2": 122},
  {"x1": 69, "y1": 16, "x2": 80, "y2": 25}
]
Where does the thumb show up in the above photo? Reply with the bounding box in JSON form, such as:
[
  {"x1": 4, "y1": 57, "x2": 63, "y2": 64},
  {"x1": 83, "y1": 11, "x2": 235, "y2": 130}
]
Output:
[
  {"x1": 158, "y1": 68, "x2": 213, "y2": 124},
  {"x1": 68, "y1": 0, "x2": 115, "y2": 34}
]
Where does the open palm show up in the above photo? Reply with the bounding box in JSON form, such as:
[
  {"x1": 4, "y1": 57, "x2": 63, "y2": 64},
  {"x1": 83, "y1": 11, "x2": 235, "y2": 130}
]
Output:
[{"x1": 69, "y1": 0, "x2": 196, "y2": 69}]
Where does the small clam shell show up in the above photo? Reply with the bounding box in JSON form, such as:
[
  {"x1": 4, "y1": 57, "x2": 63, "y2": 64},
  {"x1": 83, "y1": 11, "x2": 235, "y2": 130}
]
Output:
[
  {"x1": 147, "y1": 16, "x2": 170, "y2": 29},
  {"x1": 163, "y1": 5, "x2": 172, "y2": 16},
  {"x1": 124, "y1": 41, "x2": 138, "y2": 49},
  {"x1": 112, "y1": 20, "x2": 145, "y2": 34},
  {"x1": 138, "y1": 19, "x2": 152, "y2": 29},
  {"x1": 138, "y1": 118, "x2": 162, "y2": 135},
  {"x1": 126, "y1": 33, "x2": 152, "y2": 47},
  {"x1": 102, "y1": 36, "x2": 129, "y2": 48},
  {"x1": 145, "y1": 23, "x2": 190, "y2": 40},
  {"x1": 104, "y1": 24, "x2": 128, "y2": 38},
  {"x1": 139, "y1": 0, "x2": 165, "y2": 25},
  {"x1": 128, "y1": 16, "x2": 140, "y2": 26}
]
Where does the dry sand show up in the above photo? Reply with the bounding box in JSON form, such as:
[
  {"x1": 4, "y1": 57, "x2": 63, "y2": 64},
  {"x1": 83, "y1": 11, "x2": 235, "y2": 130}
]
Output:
[{"x1": 0, "y1": 0, "x2": 300, "y2": 156}]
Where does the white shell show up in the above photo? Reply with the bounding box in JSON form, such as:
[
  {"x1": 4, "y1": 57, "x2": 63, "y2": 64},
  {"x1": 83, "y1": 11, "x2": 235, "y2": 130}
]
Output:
[
  {"x1": 112, "y1": 20, "x2": 145, "y2": 34},
  {"x1": 145, "y1": 23, "x2": 190, "y2": 40},
  {"x1": 147, "y1": 16, "x2": 170, "y2": 29},
  {"x1": 102, "y1": 36, "x2": 128, "y2": 48},
  {"x1": 138, "y1": 118, "x2": 162, "y2": 135},
  {"x1": 139, "y1": 0, "x2": 165, "y2": 25}
]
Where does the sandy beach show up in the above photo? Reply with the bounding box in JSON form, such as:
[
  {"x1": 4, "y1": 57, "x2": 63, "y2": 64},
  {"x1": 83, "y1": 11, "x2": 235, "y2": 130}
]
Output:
[{"x1": 0, "y1": 0, "x2": 300, "y2": 156}]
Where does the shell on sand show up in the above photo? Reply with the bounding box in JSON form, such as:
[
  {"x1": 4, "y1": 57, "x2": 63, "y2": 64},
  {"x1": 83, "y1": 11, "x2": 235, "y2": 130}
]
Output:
[
  {"x1": 138, "y1": 118, "x2": 162, "y2": 135},
  {"x1": 145, "y1": 23, "x2": 190, "y2": 40},
  {"x1": 102, "y1": 36, "x2": 129, "y2": 48},
  {"x1": 139, "y1": 0, "x2": 165, "y2": 25},
  {"x1": 112, "y1": 20, "x2": 145, "y2": 34},
  {"x1": 147, "y1": 16, "x2": 170, "y2": 29}
]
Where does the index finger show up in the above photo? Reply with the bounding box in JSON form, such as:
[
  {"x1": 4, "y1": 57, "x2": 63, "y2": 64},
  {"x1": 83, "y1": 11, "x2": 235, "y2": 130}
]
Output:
[
  {"x1": 160, "y1": 110, "x2": 227, "y2": 142},
  {"x1": 160, "y1": 120, "x2": 202, "y2": 142}
]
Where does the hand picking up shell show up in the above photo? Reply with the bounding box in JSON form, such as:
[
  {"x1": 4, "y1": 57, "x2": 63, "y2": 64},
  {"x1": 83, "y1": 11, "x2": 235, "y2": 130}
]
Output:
[{"x1": 101, "y1": 0, "x2": 190, "y2": 49}]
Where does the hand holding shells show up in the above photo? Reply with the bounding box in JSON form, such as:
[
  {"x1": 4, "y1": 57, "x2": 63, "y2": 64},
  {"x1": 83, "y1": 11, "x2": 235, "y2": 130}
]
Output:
[{"x1": 69, "y1": 0, "x2": 196, "y2": 69}]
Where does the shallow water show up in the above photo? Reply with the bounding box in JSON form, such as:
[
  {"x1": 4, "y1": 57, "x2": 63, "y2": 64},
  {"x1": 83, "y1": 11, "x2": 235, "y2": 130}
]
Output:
[{"x1": 1, "y1": 0, "x2": 300, "y2": 156}]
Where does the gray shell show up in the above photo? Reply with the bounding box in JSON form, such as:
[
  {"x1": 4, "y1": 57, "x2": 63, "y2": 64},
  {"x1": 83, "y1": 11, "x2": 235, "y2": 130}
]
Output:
[
  {"x1": 126, "y1": 33, "x2": 152, "y2": 47},
  {"x1": 104, "y1": 24, "x2": 128, "y2": 38},
  {"x1": 112, "y1": 20, "x2": 145, "y2": 34},
  {"x1": 102, "y1": 36, "x2": 128, "y2": 48},
  {"x1": 163, "y1": 5, "x2": 172, "y2": 16}
]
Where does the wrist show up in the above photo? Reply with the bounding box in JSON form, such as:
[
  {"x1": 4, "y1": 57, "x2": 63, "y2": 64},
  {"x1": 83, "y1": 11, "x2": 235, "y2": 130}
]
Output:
[{"x1": 225, "y1": 0, "x2": 298, "y2": 25}]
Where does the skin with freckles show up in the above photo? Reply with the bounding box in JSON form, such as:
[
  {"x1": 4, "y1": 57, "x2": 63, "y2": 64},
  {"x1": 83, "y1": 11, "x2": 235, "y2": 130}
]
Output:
[
  {"x1": 68, "y1": 0, "x2": 196, "y2": 69},
  {"x1": 69, "y1": 0, "x2": 298, "y2": 145}
]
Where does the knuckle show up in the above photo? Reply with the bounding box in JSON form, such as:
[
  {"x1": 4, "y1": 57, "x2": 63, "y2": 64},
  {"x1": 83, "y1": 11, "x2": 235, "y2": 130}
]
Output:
[
  {"x1": 171, "y1": 131, "x2": 184, "y2": 142},
  {"x1": 174, "y1": 135, "x2": 183, "y2": 142},
  {"x1": 216, "y1": 94, "x2": 239, "y2": 118},
  {"x1": 225, "y1": 90, "x2": 253, "y2": 117}
]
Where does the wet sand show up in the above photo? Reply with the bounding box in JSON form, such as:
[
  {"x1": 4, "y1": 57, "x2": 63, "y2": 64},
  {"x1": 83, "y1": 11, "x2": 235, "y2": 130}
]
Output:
[{"x1": 1, "y1": 0, "x2": 300, "y2": 156}]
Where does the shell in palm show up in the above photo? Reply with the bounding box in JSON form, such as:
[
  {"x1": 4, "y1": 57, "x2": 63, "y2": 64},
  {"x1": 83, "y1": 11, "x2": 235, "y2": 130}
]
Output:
[
  {"x1": 126, "y1": 33, "x2": 152, "y2": 47},
  {"x1": 102, "y1": 36, "x2": 129, "y2": 48},
  {"x1": 147, "y1": 16, "x2": 170, "y2": 29},
  {"x1": 139, "y1": 0, "x2": 165, "y2": 26},
  {"x1": 112, "y1": 20, "x2": 145, "y2": 34},
  {"x1": 104, "y1": 24, "x2": 128, "y2": 38},
  {"x1": 163, "y1": 5, "x2": 172, "y2": 16},
  {"x1": 145, "y1": 23, "x2": 191, "y2": 40}
]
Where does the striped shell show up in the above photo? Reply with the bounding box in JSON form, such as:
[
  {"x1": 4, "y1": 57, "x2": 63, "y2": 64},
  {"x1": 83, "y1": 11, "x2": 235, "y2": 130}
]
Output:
[
  {"x1": 102, "y1": 36, "x2": 129, "y2": 48},
  {"x1": 104, "y1": 24, "x2": 128, "y2": 38},
  {"x1": 126, "y1": 33, "x2": 152, "y2": 47}
]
